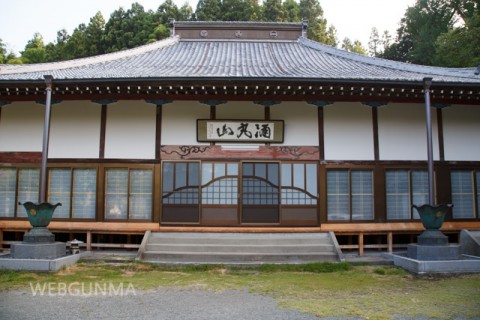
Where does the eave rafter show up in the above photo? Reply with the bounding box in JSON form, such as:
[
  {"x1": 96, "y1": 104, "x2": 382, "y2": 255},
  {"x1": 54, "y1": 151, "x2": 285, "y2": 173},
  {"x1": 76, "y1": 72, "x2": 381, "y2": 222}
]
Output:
[{"x1": 0, "y1": 80, "x2": 479, "y2": 105}]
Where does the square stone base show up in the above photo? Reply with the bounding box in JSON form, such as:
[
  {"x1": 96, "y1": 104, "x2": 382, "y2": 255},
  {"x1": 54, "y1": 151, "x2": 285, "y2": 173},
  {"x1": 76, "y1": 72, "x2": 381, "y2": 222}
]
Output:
[
  {"x1": 408, "y1": 243, "x2": 460, "y2": 261},
  {"x1": 0, "y1": 253, "x2": 81, "y2": 272},
  {"x1": 393, "y1": 253, "x2": 480, "y2": 274},
  {"x1": 417, "y1": 230, "x2": 448, "y2": 246},
  {"x1": 11, "y1": 242, "x2": 66, "y2": 259}
]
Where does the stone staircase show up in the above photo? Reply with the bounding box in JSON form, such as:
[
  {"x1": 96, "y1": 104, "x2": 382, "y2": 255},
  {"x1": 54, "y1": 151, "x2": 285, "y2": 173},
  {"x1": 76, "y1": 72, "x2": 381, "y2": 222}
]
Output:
[{"x1": 136, "y1": 232, "x2": 344, "y2": 264}]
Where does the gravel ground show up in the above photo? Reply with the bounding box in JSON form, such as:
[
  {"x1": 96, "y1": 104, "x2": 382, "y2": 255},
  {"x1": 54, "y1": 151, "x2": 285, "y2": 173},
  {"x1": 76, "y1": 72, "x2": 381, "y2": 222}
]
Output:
[
  {"x1": 1, "y1": 286, "x2": 476, "y2": 320},
  {"x1": 0, "y1": 287, "x2": 320, "y2": 320}
]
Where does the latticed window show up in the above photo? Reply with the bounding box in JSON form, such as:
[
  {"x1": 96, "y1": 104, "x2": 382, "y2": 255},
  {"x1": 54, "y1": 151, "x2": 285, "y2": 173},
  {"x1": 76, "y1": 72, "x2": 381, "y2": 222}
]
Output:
[
  {"x1": 451, "y1": 170, "x2": 479, "y2": 219},
  {"x1": 17, "y1": 168, "x2": 40, "y2": 217},
  {"x1": 202, "y1": 162, "x2": 238, "y2": 205},
  {"x1": 0, "y1": 168, "x2": 17, "y2": 217},
  {"x1": 72, "y1": 169, "x2": 97, "y2": 219},
  {"x1": 105, "y1": 168, "x2": 153, "y2": 220},
  {"x1": 47, "y1": 168, "x2": 97, "y2": 219},
  {"x1": 281, "y1": 163, "x2": 318, "y2": 205},
  {"x1": 327, "y1": 170, "x2": 373, "y2": 221},
  {"x1": 242, "y1": 163, "x2": 279, "y2": 206},
  {"x1": 162, "y1": 162, "x2": 199, "y2": 205},
  {"x1": 386, "y1": 170, "x2": 428, "y2": 220}
]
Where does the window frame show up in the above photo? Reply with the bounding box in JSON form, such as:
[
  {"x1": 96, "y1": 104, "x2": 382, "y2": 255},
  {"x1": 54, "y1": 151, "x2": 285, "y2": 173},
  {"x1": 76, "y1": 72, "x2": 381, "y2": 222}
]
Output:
[
  {"x1": 46, "y1": 166, "x2": 98, "y2": 221},
  {"x1": 104, "y1": 165, "x2": 154, "y2": 221},
  {"x1": 450, "y1": 169, "x2": 479, "y2": 220},
  {"x1": 201, "y1": 161, "x2": 239, "y2": 206},
  {"x1": 0, "y1": 165, "x2": 42, "y2": 219},
  {"x1": 280, "y1": 161, "x2": 319, "y2": 207},
  {"x1": 326, "y1": 168, "x2": 375, "y2": 222},
  {"x1": 385, "y1": 168, "x2": 430, "y2": 221}
]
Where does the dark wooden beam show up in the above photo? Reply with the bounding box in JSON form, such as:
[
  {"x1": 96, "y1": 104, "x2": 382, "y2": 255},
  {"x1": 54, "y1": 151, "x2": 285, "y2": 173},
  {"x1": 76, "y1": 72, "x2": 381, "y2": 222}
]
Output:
[
  {"x1": 99, "y1": 105, "x2": 107, "y2": 159},
  {"x1": 372, "y1": 107, "x2": 379, "y2": 161},
  {"x1": 156, "y1": 105, "x2": 162, "y2": 160},
  {"x1": 435, "y1": 107, "x2": 446, "y2": 161}
]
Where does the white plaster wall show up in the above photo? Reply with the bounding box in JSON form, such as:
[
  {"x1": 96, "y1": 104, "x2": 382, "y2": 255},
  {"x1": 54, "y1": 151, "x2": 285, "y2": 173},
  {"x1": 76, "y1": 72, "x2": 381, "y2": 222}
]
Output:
[
  {"x1": 270, "y1": 102, "x2": 318, "y2": 145},
  {"x1": 378, "y1": 103, "x2": 439, "y2": 161},
  {"x1": 49, "y1": 101, "x2": 101, "y2": 158},
  {"x1": 443, "y1": 105, "x2": 480, "y2": 161},
  {"x1": 162, "y1": 101, "x2": 210, "y2": 145},
  {"x1": 104, "y1": 101, "x2": 156, "y2": 159},
  {"x1": 324, "y1": 102, "x2": 374, "y2": 160},
  {"x1": 216, "y1": 101, "x2": 263, "y2": 119},
  {"x1": 0, "y1": 102, "x2": 43, "y2": 151}
]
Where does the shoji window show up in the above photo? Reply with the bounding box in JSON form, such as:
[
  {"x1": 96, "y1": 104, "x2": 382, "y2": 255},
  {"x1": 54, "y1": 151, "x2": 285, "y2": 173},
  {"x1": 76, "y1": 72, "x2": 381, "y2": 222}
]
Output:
[
  {"x1": 0, "y1": 167, "x2": 41, "y2": 218},
  {"x1": 281, "y1": 163, "x2": 318, "y2": 205},
  {"x1": 327, "y1": 170, "x2": 373, "y2": 221},
  {"x1": 202, "y1": 162, "x2": 238, "y2": 205},
  {"x1": 48, "y1": 168, "x2": 97, "y2": 219},
  {"x1": 451, "y1": 170, "x2": 477, "y2": 219},
  {"x1": 0, "y1": 168, "x2": 17, "y2": 217},
  {"x1": 162, "y1": 162, "x2": 200, "y2": 205},
  {"x1": 17, "y1": 168, "x2": 40, "y2": 217},
  {"x1": 72, "y1": 169, "x2": 97, "y2": 219},
  {"x1": 386, "y1": 170, "x2": 429, "y2": 220},
  {"x1": 48, "y1": 169, "x2": 72, "y2": 218},
  {"x1": 105, "y1": 168, "x2": 153, "y2": 220}
]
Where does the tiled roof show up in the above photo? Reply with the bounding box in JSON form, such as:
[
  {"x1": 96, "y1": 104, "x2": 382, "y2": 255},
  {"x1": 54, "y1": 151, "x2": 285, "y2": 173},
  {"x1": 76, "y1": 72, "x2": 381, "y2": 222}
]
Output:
[{"x1": 0, "y1": 35, "x2": 479, "y2": 84}]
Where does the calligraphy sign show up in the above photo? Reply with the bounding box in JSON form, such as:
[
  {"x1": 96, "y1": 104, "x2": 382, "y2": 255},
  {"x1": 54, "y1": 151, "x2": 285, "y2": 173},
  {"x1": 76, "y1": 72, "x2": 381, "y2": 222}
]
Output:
[{"x1": 197, "y1": 120, "x2": 284, "y2": 143}]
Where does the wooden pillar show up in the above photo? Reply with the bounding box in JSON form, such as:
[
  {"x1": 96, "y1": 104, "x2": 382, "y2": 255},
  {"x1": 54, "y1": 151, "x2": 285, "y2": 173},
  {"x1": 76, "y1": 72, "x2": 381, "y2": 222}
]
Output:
[
  {"x1": 199, "y1": 100, "x2": 226, "y2": 146},
  {"x1": 358, "y1": 233, "x2": 364, "y2": 256},
  {"x1": 145, "y1": 100, "x2": 172, "y2": 160},
  {"x1": 86, "y1": 231, "x2": 92, "y2": 251},
  {"x1": 92, "y1": 100, "x2": 118, "y2": 159},
  {"x1": 362, "y1": 101, "x2": 387, "y2": 161},
  {"x1": 0, "y1": 230, "x2": 3, "y2": 252},
  {"x1": 307, "y1": 101, "x2": 334, "y2": 161},
  {"x1": 433, "y1": 103, "x2": 449, "y2": 162},
  {"x1": 387, "y1": 232, "x2": 393, "y2": 253},
  {"x1": 254, "y1": 101, "x2": 280, "y2": 146},
  {"x1": 99, "y1": 105, "x2": 107, "y2": 158}
]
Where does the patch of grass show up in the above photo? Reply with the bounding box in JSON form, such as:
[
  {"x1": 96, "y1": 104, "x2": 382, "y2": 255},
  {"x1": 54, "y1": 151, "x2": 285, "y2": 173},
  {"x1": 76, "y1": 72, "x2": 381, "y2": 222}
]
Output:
[
  {"x1": 248, "y1": 262, "x2": 352, "y2": 273},
  {"x1": 1, "y1": 262, "x2": 479, "y2": 319}
]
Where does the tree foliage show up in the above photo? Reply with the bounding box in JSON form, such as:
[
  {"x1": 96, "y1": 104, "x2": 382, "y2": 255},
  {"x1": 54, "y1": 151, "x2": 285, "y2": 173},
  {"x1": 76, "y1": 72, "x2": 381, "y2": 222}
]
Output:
[
  {"x1": 378, "y1": 0, "x2": 480, "y2": 67},
  {"x1": 0, "y1": 38, "x2": 7, "y2": 64},
  {"x1": 342, "y1": 38, "x2": 367, "y2": 55},
  {"x1": 7, "y1": 0, "x2": 478, "y2": 67}
]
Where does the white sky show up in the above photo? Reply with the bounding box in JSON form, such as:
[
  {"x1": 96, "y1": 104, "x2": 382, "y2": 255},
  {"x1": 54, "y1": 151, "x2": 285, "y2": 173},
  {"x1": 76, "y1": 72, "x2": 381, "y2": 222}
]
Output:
[{"x1": 0, "y1": 0, "x2": 416, "y2": 55}]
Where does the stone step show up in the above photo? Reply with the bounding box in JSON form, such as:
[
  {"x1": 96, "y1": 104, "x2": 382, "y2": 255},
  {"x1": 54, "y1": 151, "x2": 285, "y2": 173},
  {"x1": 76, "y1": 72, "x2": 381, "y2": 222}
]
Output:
[
  {"x1": 148, "y1": 233, "x2": 332, "y2": 246},
  {"x1": 142, "y1": 251, "x2": 339, "y2": 264},
  {"x1": 150, "y1": 232, "x2": 331, "y2": 240},
  {"x1": 145, "y1": 243, "x2": 335, "y2": 254},
  {"x1": 138, "y1": 232, "x2": 343, "y2": 264}
]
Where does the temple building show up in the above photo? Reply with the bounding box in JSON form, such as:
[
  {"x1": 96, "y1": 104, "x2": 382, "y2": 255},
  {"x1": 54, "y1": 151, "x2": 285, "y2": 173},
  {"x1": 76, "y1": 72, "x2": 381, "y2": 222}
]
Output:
[{"x1": 0, "y1": 21, "x2": 479, "y2": 254}]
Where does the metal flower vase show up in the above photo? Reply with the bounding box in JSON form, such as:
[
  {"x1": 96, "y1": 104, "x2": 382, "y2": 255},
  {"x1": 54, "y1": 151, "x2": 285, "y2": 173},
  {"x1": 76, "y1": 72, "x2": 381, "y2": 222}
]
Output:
[
  {"x1": 413, "y1": 204, "x2": 453, "y2": 246},
  {"x1": 19, "y1": 201, "x2": 61, "y2": 243}
]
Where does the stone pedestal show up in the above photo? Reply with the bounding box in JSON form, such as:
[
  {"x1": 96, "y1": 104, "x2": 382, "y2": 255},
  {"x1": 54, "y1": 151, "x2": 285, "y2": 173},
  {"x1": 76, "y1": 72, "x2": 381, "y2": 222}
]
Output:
[
  {"x1": 408, "y1": 229, "x2": 460, "y2": 261},
  {"x1": 11, "y1": 242, "x2": 66, "y2": 259},
  {"x1": 22, "y1": 227, "x2": 55, "y2": 243},
  {"x1": 407, "y1": 243, "x2": 460, "y2": 261},
  {"x1": 417, "y1": 230, "x2": 448, "y2": 246}
]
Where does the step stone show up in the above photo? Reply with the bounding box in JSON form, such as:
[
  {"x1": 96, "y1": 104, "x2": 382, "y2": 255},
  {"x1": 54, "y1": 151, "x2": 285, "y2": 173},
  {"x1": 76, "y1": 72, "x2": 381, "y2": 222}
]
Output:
[
  {"x1": 142, "y1": 251, "x2": 339, "y2": 263},
  {"x1": 141, "y1": 232, "x2": 340, "y2": 264},
  {"x1": 145, "y1": 243, "x2": 334, "y2": 254}
]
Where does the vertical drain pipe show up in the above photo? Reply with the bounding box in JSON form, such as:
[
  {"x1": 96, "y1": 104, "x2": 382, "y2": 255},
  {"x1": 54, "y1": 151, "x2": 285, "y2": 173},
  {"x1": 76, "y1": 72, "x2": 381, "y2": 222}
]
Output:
[
  {"x1": 39, "y1": 75, "x2": 53, "y2": 203},
  {"x1": 423, "y1": 77, "x2": 435, "y2": 206}
]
